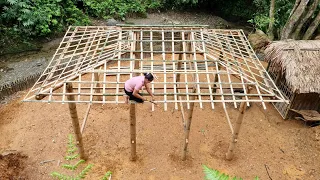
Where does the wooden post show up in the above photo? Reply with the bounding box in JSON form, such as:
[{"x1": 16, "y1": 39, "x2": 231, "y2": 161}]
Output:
[
  {"x1": 94, "y1": 72, "x2": 102, "y2": 101},
  {"x1": 225, "y1": 86, "x2": 251, "y2": 160},
  {"x1": 130, "y1": 103, "x2": 137, "y2": 161},
  {"x1": 182, "y1": 87, "x2": 196, "y2": 160},
  {"x1": 212, "y1": 51, "x2": 222, "y2": 99},
  {"x1": 66, "y1": 83, "x2": 87, "y2": 160}
]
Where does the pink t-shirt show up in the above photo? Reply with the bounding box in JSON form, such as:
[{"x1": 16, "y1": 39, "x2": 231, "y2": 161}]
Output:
[{"x1": 125, "y1": 76, "x2": 145, "y2": 92}]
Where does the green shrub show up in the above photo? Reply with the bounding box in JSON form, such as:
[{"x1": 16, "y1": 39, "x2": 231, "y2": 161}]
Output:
[{"x1": 1, "y1": 0, "x2": 89, "y2": 37}]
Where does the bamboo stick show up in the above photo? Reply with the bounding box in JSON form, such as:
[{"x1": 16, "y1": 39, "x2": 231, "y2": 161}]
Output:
[
  {"x1": 66, "y1": 83, "x2": 87, "y2": 160},
  {"x1": 81, "y1": 104, "x2": 91, "y2": 134},
  {"x1": 94, "y1": 72, "x2": 102, "y2": 101}
]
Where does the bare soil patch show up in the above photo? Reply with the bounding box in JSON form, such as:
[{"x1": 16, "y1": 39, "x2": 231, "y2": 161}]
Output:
[{"x1": 0, "y1": 90, "x2": 319, "y2": 179}]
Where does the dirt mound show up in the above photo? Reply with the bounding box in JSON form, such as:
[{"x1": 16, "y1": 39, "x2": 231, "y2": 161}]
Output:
[
  {"x1": 248, "y1": 30, "x2": 271, "y2": 53},
  {"x1": 0, "y1": 151, "x2": 28, "y2": 180}
]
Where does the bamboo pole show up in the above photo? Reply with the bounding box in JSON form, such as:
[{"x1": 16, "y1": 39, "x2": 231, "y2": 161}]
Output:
[
  {"x1": 66, "y1": 83, "x2": 87, "y2": 160},
  {"x1": 182, "y1": 86, "x2": 196, "y2": 161},
  {"x1": 94, "y1": 72, "x2": 102, "y2": 101},
  {"x1": 225, "y1": 85, "x2": 251, "y2": 160},
  {"x1": 81, "y1": 103, "x2": 91, "y2": 134}
]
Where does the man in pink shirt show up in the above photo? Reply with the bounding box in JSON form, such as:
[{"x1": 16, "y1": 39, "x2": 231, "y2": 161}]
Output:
[{"x1": 124, "y1": 73, "x2": 155, "y2": 103}]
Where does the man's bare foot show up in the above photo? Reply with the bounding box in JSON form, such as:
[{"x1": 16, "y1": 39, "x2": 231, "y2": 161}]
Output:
[{"x1": 124, "y1": 95, "x2": 129, "y2": 104}]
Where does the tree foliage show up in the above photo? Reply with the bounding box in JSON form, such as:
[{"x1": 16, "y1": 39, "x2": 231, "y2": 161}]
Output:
[
  {"x1": 1, "y1": 0, "x2": 90, "y2": 36},
  {"x1": 0, "y1": 0, "x2": 319, "y2": 47}
]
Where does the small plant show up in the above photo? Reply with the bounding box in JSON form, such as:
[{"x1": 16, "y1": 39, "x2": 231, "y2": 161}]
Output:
[
  {"x1": 101, "y1": 171, "x2": 112, "y2": 180},
  {"x1": 51, "y1": 134, "x2": 93, "y2": 180},
  {"x1": 203, "y1": 165, "x2": 259, "y2": 180}
]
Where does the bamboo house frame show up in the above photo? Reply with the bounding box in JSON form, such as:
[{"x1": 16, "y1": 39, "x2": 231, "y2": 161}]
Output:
[
  {"x1": 24, "y1": 25, "x2": 287, "y2": 161},
  {"x1": 265, "y1": 40, "x2": 320, "y2": 119}
]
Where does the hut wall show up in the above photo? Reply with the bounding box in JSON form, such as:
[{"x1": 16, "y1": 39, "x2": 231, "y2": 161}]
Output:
[
  {"x1": 287, "y1": 93, "x2": 320, "y2": 119},
  {"x1": 267, "y1": 62, "x2": 294, "y2": 119},
  {"x1": 292, "y1": 93, "x2": 320, "y2": 110}
]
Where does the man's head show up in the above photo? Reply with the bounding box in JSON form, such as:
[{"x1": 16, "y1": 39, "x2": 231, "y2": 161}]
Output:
[{"x1": 144, "y1": 73, "x2": 154, "y2": 82}]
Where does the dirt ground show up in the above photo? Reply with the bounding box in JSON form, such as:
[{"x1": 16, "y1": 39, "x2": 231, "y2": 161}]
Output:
[{"x1": 0, "y1": 89, "x2": 320, "y2": 179}]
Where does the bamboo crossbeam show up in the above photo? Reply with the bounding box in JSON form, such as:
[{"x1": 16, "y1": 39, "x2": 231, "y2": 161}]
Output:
[
  {"x1": 69, "y1": 86, "x2": 246, "y2": 90},
  {"x1": 150, "y1": 31, "x2": 155, "y2": 111},
  {"x1": 25, "y1": 98, "x2": 286, "y2": 104},
  {"x1": 173, "y1": 30, "x2": 178, "y2": 110},
  {"x1": 162, "y1": 30, "x2": 168, "y2": 111},
  {"x1": 61, "y1": 80, "x2": 259, "y2": 85},
  {"x1": 190, "y1": 32, "x2": 203, "y2": 108},
  {"x1": 183, "y1": 32, "x2": 190, "y2": 109},
  {"x1": 118, "y1": 24, "x2": 209, "y2": 27},
  {"x1": 37, "y1": 92, "x2": 276, "y2": 97},
  {"x1": 116, "y1": 50, "x2": 209, "y2": 54},
  {"x1": 200, "y1": 29, "x2": 214, "y2": 109}
]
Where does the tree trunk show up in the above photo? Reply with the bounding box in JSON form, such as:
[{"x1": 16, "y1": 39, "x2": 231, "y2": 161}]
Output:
[
  {"x1": 267, "y1": 0, "x2": 276, "y2": 40},
  {"x1": 289, "y1": 0, "x2": 302, "y2": 18},
  {"x1": 293, "y1": 0, "x2": 319, "y2": 39},
  {"x1": 303, "y1": 10, "x2": 320, "y2": 39},
  {"x1": 281, "y1": 0, "x2": 310, "y2": 40}
]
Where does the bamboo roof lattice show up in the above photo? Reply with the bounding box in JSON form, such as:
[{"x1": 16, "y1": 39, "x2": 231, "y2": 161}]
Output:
[{"x1": 24, "y1": 25, "x2": 288, "y2": 110}]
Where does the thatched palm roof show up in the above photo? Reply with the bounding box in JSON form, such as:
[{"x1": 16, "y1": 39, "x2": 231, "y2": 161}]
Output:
[{"x1": 264, "y1": 40, "x2": 320, "y2": 93}]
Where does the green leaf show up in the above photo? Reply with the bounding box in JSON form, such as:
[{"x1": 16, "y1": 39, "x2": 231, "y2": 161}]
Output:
[{"x1": 102, "y1": 171, "x2": 112, "y2": 180}]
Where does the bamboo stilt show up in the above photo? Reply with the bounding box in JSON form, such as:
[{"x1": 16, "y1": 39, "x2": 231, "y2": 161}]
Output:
[
  {"x1": 225, "y1": 86, "x2": 251, "y2": 160},
  {"x1": 94, "y1": 72, "x2": 102, "y2": 101},
  {"x1": 130, "y1": 103, "x2": 137, "y2": 161},
  {"x1": 81, "y1": 103, "x2": 92, "y2": 134},
  {"x1": 182, "y1": 87, "x2": 196, "y2": 161},
  {"x1": 212, "y1": 52, "x2": 222, "y2": 100},
  {"x1": 66, "y1": 83, "x2": 87, "y2": 160}
]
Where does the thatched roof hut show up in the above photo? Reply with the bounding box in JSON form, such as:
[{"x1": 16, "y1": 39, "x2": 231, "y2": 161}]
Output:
[
  {"x1": 265, "y1": 40, "x2": 320, "y2": 93},
  {"x1": 264, "y1": 40, "x2": 320, "y2": 120}
]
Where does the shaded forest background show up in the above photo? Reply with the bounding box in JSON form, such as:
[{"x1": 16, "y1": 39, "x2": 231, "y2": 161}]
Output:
[{"x1": 1, "y1": 0, "x2": 320, "y2": 55}]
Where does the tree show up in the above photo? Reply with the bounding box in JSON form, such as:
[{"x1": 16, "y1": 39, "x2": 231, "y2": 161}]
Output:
[
  {"x1": 281, "y1": 0, "x2": 320, "y2": 40},
  {"x1": 281, "y1": 0, "x2": 310, "y2": 39},
  {"x1": 293, "y1": 0, "x2": 319, "y2": 39},
  {"x1": 303, "y1": 9, "x2": 320, "y2": 39},
  {"x1": 268, "y1": 0, "x2": 276, "y2": 40}
]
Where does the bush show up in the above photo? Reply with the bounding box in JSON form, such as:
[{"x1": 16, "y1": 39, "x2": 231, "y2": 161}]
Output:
[{"x1": 83, "y1": 0, "x2": 162, "y2": 20}]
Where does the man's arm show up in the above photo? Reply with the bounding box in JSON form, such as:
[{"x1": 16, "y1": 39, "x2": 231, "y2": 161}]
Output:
[
  {"x1": 132, "y1": 89, "x2": 147, "y2": 101},
  {"x1": 145, "y1": 83, "x2": 155, "y2": 100}
]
